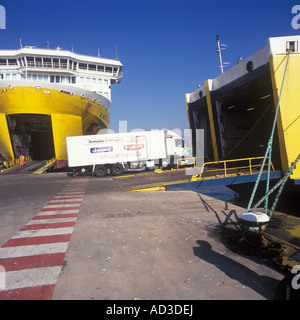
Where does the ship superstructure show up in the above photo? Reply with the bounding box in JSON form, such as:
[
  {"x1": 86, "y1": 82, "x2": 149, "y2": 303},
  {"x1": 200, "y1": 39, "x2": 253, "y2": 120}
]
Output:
[
  {"x1": 186, "y1": 36, "x2": 300, "y2": 189},
  {"x1": 0, "y1": 45, "x2": 123, "y2": 168}
]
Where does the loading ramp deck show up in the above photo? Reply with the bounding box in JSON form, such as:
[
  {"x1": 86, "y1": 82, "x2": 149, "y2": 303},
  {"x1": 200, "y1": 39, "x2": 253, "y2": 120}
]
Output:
[{"x1": 113, "y1": 157, "x2": 281, "y2": 192}]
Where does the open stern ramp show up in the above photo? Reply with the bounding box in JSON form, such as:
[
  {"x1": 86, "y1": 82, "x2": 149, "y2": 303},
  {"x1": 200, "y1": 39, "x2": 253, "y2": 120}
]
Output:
[{"x1": 113, "y1": 157, "x2": 281, "y2": 192}]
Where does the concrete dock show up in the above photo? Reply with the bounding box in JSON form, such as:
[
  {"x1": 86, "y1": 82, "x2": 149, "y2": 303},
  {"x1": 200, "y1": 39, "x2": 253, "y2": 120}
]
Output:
[{"x1": 1, "y1": 167, "x2": 295, "y2": 300}]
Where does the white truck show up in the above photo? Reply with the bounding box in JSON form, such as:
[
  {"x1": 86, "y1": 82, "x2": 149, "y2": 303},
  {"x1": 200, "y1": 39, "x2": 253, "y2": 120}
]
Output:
[{"x1": 66, "y1": 130, "x2": 187, "y2": 177}]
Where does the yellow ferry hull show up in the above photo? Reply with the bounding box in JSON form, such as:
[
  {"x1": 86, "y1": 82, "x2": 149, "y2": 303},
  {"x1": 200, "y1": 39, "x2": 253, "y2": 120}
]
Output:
[
  {"x1": 0, "y1": 85, "x2": 110, "y2": 168},
  {"x1": 185, "y1": 36, "x2": 300, "y2": 189}
]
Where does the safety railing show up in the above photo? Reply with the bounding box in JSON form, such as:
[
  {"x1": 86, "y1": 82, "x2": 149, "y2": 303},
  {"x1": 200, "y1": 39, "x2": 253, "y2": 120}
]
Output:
[
  {"x1": 1, "y1": 156, "x2": 31, "y2": 171},
  {"x1": 176, "y1": 157, "x2": 196, "y2": 170},
  {"x1": 191, "y1": 157, "x2": 275, "y2": 181}
]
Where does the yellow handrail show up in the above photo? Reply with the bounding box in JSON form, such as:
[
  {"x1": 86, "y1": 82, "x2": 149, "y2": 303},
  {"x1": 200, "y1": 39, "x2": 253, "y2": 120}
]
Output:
[{"x1": 192, "y1": 156, "x2": 275, "y2": 181}]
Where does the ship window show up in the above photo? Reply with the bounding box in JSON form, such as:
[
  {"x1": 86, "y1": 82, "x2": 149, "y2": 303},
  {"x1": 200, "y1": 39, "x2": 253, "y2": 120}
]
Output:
[
  {"x1": 80, "y1": 77, "x2": 84, "y2": 82},
  {"x1": 38, "y1": 75, "x2": 43, "y2": 81},
  {"x1": 53, "y1": 59, "x2": 59, "y2": 68},
  {"x1": 97, "y1": 65, "x2": 104, "y2": 72},
  {"x1": 92, "y1": 78, "x2": 96, "y2": 83},
  {"x1": 105, "y1": 66, "x2": 112, "y2": 73},
  {"x1": 98, "y1": 78, "x2": 102, "y2": 84},
  {"x1": 104, "y1": 79, "x2": 108, "y2": 85},
  {"x1": 113, "y1": 67, "x2": 118, "y2": 74},
  {"x1": 89, "y1": 64, "x2": 96, "y2": 71},
  {"x1": 32, "y1": 75, "x2": 37, "y2": 81},
  {"x1": 44, "y1": 75, "x2": 49, "y2": 81},
  {"x1": 72, "y1": 77, "x2": 76, "y2": 84},
  {"x1": 21, "y1": 74, "x2": 26, "y2": 80},
  {"x1": 26, "y1": 57, "x2": 34, "y2": 67},
  {"x1": 5, "y1": 74, "x2": 10, "y2": 79},
  {"x1": 43, "y1": 58, "x2": 51, "y2": 68},
  {"x1": 12, "y1": 74, "x2": 17, "y2": 79},
  {"x1": 60, "y1": 59, "x2": 67, "y2": 68},
  {"x1": 50, "y1": 75, "x2": 54, "y2": 83},
  {"x1": 286, "y1": 41, "x2": 298, "y2": 52},
  {"x1": 27, "y1": 74, "x2": 32, "y2": 80},
  {"x1": 8, "y1": 59, "x2": 17, "y2": 65},
  {"x1": 55, "y1": 76, "x2": 60, "y2": 83},
  {"x1": 73, "y1": 62, "x2": 77, "y2": 70},
  {"x1": 0, "y1": 74, "x2": 3, "y2": 79},
  {"x1": 79, "y1": 63, "x2": 87, "y2": 70},
  {"x1": 104, "y1": 92, "x2": 108, "y2": 98},
  {"x1": 86, "y1": 77, "x2": 90, "y2": 83},
  {"x1": 61, "y1": 76, "x2": 66, "y2": 83},
  {"x1": 36, "y1": 57, "x2": 42, "y2": 67},
  {"x1": 0, "y1": 59, "x2": 7, "y2": 65}
]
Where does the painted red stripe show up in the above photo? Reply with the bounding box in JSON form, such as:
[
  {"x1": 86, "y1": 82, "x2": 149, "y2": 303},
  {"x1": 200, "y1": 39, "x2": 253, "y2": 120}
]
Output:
[
  {"x1": 0, "y1": 253, "x2": 65, "y2": 271},
  {"x1": 2, "y1": 234, "x2": 72, "y2": 247},
  {"x1": 40, "y1": 206, "x2": 80, "y2": 212},
  {"x1": 32, "y1": 213, "x2": 78, "y2": 220},
  {"x1": 20, "y1": 221, "x2": 76, "y2": 231},
  {"x1": 0, "y1": 284, "x2": 56, "y2": 300}
]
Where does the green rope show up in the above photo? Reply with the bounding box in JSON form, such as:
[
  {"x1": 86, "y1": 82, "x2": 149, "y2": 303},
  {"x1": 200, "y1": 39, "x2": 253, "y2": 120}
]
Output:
[
  {"x1": 250, "y1": 154, "x2": 300, "y2": 216},
  {"x1": 246, "y1": 51, "x2": 290, "y2": 213}
]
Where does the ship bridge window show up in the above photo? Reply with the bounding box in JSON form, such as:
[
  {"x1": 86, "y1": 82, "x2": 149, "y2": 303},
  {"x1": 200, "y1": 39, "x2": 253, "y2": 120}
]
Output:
[
  {"x1": 0, "y1": 74, "x2": 3, "y2": 79},
  {"x1": 35, "y1": 57, "x2": 42, "y2": 67},
  {"x1": 0, "y1": 59, "x2": 6, "y2": 65},
  {"x1": 53, "y1": 59, "x2": 59, "y2": 68},
  {"x1": 97, "y1": 65, "x2": 104, "y2": 72},
  {"x1": 43, "y1": 58, "x2": 52, "y2": 68},
  {"x1": 73, "y1": 62, "x2": 77, "y2": 70},
  {"x1": 60, "y1": 59, "x2": 68, "y2": 69},
  {"x1": 79, "y1": 63, "x2": 87, "y2": 70},
  {"x1": 105, "y1": 66, "x2": 112, "y2": 73},
  {"x1": 113, "y1": 67, "x2": 118, "y2": 74},
  {"x1": 89, "y1": 64, "x2": 96, "y2": 71},
  {"x1": 26, "y1": 57, "x2": 34, "y2": 67},
  {"x1": 8, "y1": 59, "x2": 17, "y2": 65}
]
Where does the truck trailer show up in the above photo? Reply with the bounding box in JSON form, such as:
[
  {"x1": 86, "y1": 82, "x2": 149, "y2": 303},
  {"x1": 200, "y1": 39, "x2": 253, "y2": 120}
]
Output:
[{"x1": 66, "y1": 130, "x2": 188, "y2": 177}]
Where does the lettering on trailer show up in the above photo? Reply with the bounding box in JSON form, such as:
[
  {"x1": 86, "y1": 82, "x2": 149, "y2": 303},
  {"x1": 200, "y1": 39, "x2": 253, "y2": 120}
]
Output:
[
  {"x1": 90, "y1": 146, "x2": 113, "y2": 153},
  {"x1": 124, "y1": 144, "x2": 145, "y2": 151}
]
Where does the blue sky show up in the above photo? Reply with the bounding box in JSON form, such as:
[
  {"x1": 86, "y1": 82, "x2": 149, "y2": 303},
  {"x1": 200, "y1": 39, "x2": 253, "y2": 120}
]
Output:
[{"x1": 0, "y1": 0, "x2": 299, "y2": 137}]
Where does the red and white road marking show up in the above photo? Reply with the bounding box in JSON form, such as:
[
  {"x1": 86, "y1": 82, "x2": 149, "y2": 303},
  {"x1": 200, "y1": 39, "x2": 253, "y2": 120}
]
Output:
[{"x1": 0, "y1": 177, "x2": 89, "y2": 300}]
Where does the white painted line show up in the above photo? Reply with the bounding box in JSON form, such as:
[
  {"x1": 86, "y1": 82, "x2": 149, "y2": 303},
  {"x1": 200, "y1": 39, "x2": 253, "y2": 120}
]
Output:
[
  {"x1": 44, "y1": 203, "x2": 81, "y2": 209},
  {"x1": 4, "y1": 266, "x2": 62, "y2": 290},
  {"x1": 0, "y1": 242, "x2": 69, "y2": 259},
  {"x1": 48, "y1": 199, "x2": 83, "y2": 203},
  {"x1": 11, "y1": 227, "x2": 74, "y2": 239},
  {"x1": 53, "y1": 195, "x2": 84, "y2": 199},
  {"x1": 36, "y1": 210, "x2": 79, "y2": 216},
  {"x1": 26, "y1": 217, "x2": 77, "y2": 225}
]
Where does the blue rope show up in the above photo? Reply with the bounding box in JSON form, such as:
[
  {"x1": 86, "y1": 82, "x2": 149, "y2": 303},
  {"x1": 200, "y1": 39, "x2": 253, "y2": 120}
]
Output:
[{"x1": 246, "y1": 51, "x2": 290, "y2": 213}]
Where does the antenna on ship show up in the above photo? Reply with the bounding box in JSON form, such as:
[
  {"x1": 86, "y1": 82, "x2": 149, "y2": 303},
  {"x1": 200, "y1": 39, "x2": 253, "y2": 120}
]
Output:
[
  {"x1": 216, "y1": 35, "x2": 229, "y2": 74},
  {"x1": 115, "y1": 43, "x2": 119, "y2": 60},
  {"x1": 20, "y1": 38, "x2": 22, "y2": 48},
  {"x1": 98, "y1": 48, "x2": 100, "y2": 57}
]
